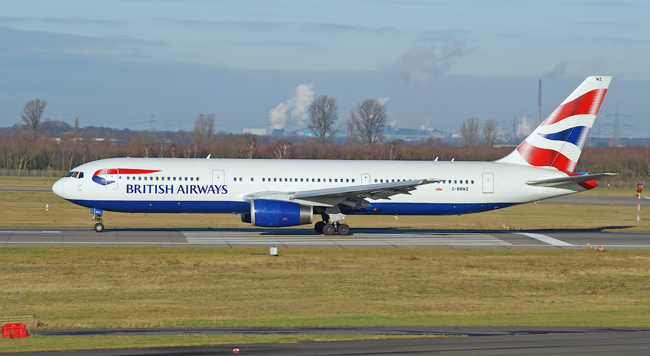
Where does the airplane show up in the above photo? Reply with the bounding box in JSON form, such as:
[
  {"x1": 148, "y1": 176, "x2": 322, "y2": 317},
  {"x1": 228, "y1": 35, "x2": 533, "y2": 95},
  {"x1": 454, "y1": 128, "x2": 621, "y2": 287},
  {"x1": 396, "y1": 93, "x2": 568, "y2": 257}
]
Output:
[{"x1": 52, "y1": 76, "x2": 614, "y2": 234}]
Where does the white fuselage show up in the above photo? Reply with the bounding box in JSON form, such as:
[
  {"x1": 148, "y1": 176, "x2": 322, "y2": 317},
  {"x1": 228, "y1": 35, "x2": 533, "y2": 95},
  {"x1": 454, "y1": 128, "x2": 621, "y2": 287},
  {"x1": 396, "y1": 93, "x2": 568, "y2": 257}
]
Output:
[{"x1": 52, "y1": 157, "x2": 583, "y2": 217}]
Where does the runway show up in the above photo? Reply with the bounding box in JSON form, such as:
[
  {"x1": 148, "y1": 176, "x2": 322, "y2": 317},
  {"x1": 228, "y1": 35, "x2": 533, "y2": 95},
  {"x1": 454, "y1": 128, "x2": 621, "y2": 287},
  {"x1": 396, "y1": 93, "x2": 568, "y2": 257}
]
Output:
[
  {"x1": 15, "y1": 328, "x2": 650, "y2": 355},
  {"x1": 2, "y1": 227, "x2": 650, "y2": 249}
]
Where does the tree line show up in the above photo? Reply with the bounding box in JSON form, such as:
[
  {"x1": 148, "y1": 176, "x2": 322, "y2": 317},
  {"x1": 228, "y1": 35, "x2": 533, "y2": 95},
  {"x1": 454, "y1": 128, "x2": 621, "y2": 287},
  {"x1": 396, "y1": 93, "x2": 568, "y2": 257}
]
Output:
[{"x1": 2, "y1": 98, "x2": 650, "y2": 182}]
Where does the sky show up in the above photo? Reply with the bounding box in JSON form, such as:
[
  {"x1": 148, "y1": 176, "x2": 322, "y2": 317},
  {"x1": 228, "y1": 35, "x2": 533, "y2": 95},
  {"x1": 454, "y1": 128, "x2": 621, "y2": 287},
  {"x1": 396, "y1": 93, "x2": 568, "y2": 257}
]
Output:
[{"x1": 1, "y1": 0, "x2": 649, "y2": 137}]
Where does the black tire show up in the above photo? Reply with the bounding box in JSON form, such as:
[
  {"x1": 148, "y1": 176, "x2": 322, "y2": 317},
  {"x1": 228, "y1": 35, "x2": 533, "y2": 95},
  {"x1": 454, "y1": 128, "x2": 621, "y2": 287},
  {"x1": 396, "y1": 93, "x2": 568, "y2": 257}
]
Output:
[
  {"x1": 315, "y1": 221, "x2": 325, "y2": 234},
  {"x1": 322, "y1": 223, "x2": 336, "y2": 236},
  {"x1": 94, "y1": 222, "x2": 104, "y2": 233},
  {"x1": 338, "y1": 224, "x2": 350, "y2": 236}
]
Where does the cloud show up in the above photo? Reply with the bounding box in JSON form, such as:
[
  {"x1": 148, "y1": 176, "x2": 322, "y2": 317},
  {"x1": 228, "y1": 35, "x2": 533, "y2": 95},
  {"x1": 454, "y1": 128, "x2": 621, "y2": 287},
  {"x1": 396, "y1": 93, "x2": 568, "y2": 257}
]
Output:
[
  {"x1": 0, "y1": 26, "x2": 166, "y2": 58},
  {"x1": 153, "y1": 18, "x2": 288, "y2": 32},
  {"x1": 301, "y1": 23, "x2": 400, "y2": 35},
  {"x1": 0, "y1": 16, "x2": 126, "y2": 27},
  {"x1": 268, "y1": 84, "x2": 315, "y2": 130},
  {"x1": 217, "y1": 39, "x2": 322, "y2": 50},
  {"x1": 384, "y1": 41, "x2": 467, "y2": 87},
  {"x1": 416, "y1": 29, "x2": 470, "y2": 43},
  {"x1": 542, "y1": 62, "x2": 568, "y2": 79}
]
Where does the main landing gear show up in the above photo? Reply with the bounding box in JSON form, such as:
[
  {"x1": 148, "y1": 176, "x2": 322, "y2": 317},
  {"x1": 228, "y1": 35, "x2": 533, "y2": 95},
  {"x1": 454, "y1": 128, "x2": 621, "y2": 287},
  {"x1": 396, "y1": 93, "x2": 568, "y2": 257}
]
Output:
[
  {"x1": 91, "y1": 208, "x2": 105, "y2": 233},
  {"x1": 314, "y1": 211, "x2": 350, "y2": 236}
]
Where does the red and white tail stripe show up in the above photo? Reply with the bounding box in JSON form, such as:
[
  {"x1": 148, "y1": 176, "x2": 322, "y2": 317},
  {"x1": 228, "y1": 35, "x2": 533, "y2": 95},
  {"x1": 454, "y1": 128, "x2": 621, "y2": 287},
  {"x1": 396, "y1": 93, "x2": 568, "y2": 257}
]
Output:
[{"x1": 498, "y1": 76, "x2": 612, "y2": 172}]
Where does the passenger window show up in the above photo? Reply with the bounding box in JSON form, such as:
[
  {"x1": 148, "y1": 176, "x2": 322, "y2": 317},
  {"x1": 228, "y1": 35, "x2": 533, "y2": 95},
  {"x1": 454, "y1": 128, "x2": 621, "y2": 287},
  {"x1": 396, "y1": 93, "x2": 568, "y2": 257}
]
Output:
[
  {"x1": 352, "y1": 179, "x2": 355, "y2": 183},
  {"x1": 196, "y1": 177, "x2": 199, "y2": 181},
  {"x1": 329, "y1": 178, "x2": 332, "y2": 182},
  {"x1": 471, "y1": 180, "x2": 474, "y2": 184},
  {"x1": 127, "y1": 177, "x2": 130, "y2": 180},
  {"x1": 465, "y1": 180, "x2": 468, "y2": 184},
  {"x1": 239, "y1": 178, "x2": 242, "y2": 181},
  {"x1": 300, "y1": 178, "x2": 303, "y2": 182},
  {"x1": 318, "y1": 178, "x2": 321, "y2": 182},
  {"x1": 346, "y1": 179, "x2": 349, "y2": 182},
  {"x1": 190, "y1": 177, "x2": 193, "y2": 181},
  {"x1": 138, "y1": 177, "x2": 142, "y2": 181},
  {"x1": 454, "y1": 180, "x2": 457, "y2": 184},
  {"x1": 374, "y1": 179, "x2": 378, "y2": 183},
  {"x1": 185, "y1": 177, "x2": 188, "y2": 181},
  {"x1": 251, "y1": 178, "x2": 254, "y2": 182},
  {"x1": 262, "y1": 178, "x2": 265, "y2": 182},
  {"x1": 274, "y1": 178, "x2": 277, "y2": 182},
  {"x1": 173, "y1": 177, "x2": 176, "y2": 181},
  {"x1": 284, "y1": 178, "x2": 287, "y2": 182}
]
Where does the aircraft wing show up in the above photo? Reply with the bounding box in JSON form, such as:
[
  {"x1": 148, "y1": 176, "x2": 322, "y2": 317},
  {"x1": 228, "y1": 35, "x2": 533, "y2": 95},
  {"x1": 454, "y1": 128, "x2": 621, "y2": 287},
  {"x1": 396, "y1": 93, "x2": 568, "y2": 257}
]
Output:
[
  {"x1": 526, "y1": 173, "x2": 617, "y2": 187},
  {"x1": 244, "y1": 178, "x2": 441, "y2": 208}
]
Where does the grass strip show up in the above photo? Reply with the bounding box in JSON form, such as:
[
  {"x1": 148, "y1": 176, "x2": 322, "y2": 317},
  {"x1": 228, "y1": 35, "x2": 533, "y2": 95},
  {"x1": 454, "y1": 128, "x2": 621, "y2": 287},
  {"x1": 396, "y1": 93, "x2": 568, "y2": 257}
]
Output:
[
  {"x1": 0, "y1": 334, "x2": 448, "y2": 353},
  {"x1": 2, "y1": 247, "x2": 650, "y2": 331}
]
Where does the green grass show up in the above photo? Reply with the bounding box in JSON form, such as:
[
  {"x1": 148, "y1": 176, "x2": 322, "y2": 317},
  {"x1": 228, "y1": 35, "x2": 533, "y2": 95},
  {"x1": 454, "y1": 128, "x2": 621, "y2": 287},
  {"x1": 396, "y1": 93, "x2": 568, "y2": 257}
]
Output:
[
  {"x1": 0, "y1": 176, "x2": 59, "y2": 187},
  {"x1": 0, "y1": 334, "x2": 445, "y2": 353},
  {"x1": 2, "y1": 247, "x2": 650, "y2": 331}
]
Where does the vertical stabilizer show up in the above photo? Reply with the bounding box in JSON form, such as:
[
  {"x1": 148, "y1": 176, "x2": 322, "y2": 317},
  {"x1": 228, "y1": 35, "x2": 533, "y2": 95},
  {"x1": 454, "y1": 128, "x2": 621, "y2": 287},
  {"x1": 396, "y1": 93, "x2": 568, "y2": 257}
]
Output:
[{"x1": 498, "y1": 76, "x2": 611, "y2": 172}]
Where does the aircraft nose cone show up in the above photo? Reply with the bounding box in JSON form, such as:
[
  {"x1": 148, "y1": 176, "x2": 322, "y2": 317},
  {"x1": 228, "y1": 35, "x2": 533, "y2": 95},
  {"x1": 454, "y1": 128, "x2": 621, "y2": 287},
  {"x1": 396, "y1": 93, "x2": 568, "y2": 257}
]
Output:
[{"x1": 52, "y1": 179, "x2": 63, "y2": 197}]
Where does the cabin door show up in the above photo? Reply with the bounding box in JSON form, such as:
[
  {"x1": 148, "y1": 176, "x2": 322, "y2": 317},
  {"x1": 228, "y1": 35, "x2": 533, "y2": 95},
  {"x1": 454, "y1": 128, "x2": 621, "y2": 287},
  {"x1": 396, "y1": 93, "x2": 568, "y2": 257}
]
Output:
[
  {"x1": 361, "y1": 173, "x2": 370, "y2": 185},
  {"x1": 212, "y1": 170, "x2": 225, "y2": 186},
  {"x1": 482, "y1": 173, "x2": 494, "y2": 194}
]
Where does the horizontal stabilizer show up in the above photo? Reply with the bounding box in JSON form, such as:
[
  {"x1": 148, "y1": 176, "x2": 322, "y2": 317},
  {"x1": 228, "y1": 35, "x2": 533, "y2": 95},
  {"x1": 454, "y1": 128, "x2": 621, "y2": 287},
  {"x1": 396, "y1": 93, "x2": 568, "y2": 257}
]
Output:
[{"x1": 526, "y1": 173, "x2": 617, "y2": 187}]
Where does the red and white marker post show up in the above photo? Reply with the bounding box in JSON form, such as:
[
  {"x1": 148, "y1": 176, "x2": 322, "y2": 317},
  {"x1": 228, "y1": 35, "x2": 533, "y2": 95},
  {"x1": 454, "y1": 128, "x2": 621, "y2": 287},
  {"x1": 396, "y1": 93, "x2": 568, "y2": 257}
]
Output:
[{"x1": 637, "y1": 181, "x2": 643, "y2": 222}]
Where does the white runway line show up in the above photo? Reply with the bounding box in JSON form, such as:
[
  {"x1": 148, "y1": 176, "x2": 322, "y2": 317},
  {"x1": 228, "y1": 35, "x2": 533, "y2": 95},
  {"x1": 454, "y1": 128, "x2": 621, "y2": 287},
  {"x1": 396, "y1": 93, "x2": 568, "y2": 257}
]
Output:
[
  {"x1": 515, "y1": 232, "x2": 573, "y2": 246},
  {"x1": 0, "y1": 231, "x2": 61, "y2": 234},
  {"x1": 183, "y1": 232, "x2": 513, "y2": 247}
]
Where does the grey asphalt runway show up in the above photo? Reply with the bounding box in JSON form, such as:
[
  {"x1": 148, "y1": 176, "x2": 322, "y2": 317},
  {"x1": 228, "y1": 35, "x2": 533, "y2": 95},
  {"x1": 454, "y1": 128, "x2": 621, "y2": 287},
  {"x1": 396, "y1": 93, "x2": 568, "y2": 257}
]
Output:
[
  {"x1": 1, "y1": 227, "x2": 649, "y2": 249},
  {"x1": 13, "y1": 328, "x2": 650, "y2": 355}
]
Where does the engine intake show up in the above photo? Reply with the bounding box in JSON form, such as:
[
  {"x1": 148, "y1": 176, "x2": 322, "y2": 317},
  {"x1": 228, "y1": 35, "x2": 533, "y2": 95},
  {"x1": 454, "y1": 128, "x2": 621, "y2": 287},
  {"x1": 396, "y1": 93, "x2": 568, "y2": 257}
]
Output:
[{"x1": 246, "y1": 199, "x2": 313, "y2": 227}]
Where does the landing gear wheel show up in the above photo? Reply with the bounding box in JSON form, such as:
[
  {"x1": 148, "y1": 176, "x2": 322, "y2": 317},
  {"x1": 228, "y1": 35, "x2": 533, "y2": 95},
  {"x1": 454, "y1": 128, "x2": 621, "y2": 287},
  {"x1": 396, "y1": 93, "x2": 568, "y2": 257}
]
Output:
[
  {"x1": 94, "y1": 222, "x2": 104, "y2": 233},
  {"x1": 315, "y1": 221, "x2": 325, "y2": 234},
  {"x1": 322, "y1": 223, "x2": 336, "y2": 236},
  {"x1": 338, "y1": 224, "x2": 350, "y2": 236}
]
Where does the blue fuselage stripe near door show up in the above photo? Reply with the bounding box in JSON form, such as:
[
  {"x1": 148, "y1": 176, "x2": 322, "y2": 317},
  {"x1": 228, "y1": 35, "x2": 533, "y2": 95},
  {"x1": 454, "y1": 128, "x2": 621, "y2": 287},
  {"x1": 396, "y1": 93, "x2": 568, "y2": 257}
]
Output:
[{"x1": 68, "y1": 199, "x2": 517, "y2": 216}]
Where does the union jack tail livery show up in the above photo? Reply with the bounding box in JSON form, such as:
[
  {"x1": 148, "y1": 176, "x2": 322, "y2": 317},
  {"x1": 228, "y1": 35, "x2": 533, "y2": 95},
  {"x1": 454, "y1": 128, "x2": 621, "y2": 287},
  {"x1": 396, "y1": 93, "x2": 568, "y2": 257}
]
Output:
[{"x1": 498, "y1": 76, "x2": 612, "y2": 172}]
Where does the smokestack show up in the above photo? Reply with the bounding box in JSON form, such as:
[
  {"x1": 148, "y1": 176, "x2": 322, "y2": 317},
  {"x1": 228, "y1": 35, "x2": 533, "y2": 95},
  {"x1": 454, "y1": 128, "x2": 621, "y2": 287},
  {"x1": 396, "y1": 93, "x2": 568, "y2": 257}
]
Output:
[{"x1": 537, "y1": 79, "x2": 542, "y2": 126}]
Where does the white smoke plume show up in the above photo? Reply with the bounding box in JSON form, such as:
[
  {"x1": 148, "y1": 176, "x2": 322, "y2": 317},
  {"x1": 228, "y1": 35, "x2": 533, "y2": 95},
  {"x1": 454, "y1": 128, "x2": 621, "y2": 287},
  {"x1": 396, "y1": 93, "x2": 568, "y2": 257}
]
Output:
[
  {"x1": 268, "y1": 83, "x2": 314, "y2": 130},
  {"x1": 542, "y1": 62, "x2": 568, "y2": 79},
  {"x1": 384, "y1": 41, "x2": 467, "y2": 87}
]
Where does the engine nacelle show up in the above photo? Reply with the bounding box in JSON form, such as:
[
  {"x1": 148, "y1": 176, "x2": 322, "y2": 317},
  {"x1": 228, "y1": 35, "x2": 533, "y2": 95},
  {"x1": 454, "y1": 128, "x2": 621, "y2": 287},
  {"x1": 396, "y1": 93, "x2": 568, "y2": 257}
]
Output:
[{"x1": 242, "y1": 199, "x2": 313, "y2": 227}]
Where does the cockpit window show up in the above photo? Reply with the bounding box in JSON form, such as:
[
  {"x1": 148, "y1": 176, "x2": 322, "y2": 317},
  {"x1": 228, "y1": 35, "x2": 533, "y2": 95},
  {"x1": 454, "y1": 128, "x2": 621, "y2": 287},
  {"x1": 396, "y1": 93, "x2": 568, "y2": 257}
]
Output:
[
  {"x1": 65, "y1": 171, "x2": 74, "y2": 177},
  {"x1": 78, "y1": 172, "x2": 84, "y2": 179},
  {"x1": 71, "y1": 172, "x2": 79, "y2": 178}
]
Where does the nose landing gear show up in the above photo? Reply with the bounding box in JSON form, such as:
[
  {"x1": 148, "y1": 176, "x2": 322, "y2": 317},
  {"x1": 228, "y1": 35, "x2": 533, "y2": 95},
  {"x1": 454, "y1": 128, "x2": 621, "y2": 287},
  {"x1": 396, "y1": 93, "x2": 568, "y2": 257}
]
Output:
[{"x1": 91, "y1": 208, "x2": 105, "y2": 233}]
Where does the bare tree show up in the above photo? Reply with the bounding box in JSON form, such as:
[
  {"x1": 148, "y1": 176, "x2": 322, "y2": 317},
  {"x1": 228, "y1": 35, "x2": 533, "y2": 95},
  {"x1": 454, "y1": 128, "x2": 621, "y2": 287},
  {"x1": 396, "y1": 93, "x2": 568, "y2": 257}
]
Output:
[
  {"x1": 460, "y1": 117, "x2": 480, "y2": 146},
  {"x1": 308, "y1": 95, "x2": 338, "y2": 144},
  {"x1": 246, "y1": 137, "x2": 259, "y2": 159},
  {"x1": 21, "y1": 98, "x2": 48, "y2": 138},
  {"x1": 193, "y1": 114, "x2": 215, "y2": 145},
  {"x1": 347, "y1": 99, "x2": 388, "y2": 146},
  {"x1": 482, "y1": 118, "x2": 499, "y2": 146},
  {"x1": 272, "y1": 140, "x2": 294, "y2": 159}
]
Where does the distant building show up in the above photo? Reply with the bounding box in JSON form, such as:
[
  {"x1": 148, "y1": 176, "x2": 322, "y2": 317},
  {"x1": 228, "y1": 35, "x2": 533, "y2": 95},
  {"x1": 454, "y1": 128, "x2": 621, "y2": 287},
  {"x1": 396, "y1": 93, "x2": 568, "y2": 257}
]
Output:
[
  {"x1": 271, "y1": 128, "x2": 285, "y2": 136},
  {"x1": 243, "y1": 128, "x2": 267, "y2": 136}
]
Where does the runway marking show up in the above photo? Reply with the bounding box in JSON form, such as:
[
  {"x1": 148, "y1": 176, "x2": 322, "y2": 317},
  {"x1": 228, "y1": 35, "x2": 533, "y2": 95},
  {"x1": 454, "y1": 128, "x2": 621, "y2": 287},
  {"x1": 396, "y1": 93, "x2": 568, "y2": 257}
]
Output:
[
  {"x1": 515, "y1": 232, "x2": 573, "y2": 246},
  {"x1": 0, "y1": 231, "x2": 61, "y2": 234},
  {"x1": 183, "y1": 232, "x2": 513, "y2": 248}
]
